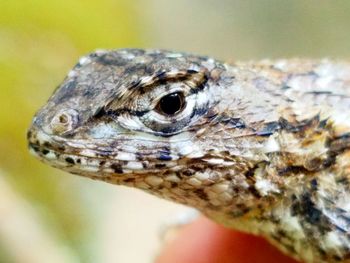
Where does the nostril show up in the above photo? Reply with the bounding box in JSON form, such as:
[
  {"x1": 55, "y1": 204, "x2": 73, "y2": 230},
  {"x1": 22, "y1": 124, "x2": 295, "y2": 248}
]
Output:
[
  {"x1": 58, "y1": 114, "x2": 69, "y2": 124},
  {"x1": 50, "y1": 109, "x2": 79, "y2": 135}
]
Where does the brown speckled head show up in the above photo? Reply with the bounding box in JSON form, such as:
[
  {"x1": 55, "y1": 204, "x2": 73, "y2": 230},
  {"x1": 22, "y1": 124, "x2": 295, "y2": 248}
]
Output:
[
  {"x1": 28, "y1": 49, "x2": 227, "y2": 176},
  {"x1": 28, "y1": 49, "x2": 350, "y2": 262}
]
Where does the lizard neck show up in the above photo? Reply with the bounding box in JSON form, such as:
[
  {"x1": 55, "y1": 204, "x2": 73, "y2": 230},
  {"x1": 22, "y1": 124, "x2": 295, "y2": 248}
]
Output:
[{"x1": 204, "y1": 149, "x2": 350, "y2": 263}]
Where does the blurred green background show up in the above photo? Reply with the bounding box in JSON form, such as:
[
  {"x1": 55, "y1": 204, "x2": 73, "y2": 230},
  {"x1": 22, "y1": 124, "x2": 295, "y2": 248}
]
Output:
[{"x1": 0, "y1": 1, "x2": 350, "y2": 262}]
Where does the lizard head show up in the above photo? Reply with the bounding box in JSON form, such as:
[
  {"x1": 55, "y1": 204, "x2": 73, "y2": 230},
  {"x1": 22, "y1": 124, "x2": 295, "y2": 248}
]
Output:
[{"x1": 28, "y1": 49, "x2": 279, "y2": 217}]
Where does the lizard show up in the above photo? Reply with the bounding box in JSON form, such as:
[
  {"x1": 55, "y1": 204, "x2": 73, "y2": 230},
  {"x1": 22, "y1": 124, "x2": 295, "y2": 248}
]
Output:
[{"x1": 27, "y1": 49, "x2": 350, "y2": 262}]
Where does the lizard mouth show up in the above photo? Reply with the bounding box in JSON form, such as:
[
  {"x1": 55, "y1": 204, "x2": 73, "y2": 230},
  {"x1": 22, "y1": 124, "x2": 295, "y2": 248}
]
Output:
[
  {"x1": 27, "y1": 128, "x2": 120, "y2": 177},
  {"x1": 27, "y1": 126, "x2": 175, "y2": 178}
]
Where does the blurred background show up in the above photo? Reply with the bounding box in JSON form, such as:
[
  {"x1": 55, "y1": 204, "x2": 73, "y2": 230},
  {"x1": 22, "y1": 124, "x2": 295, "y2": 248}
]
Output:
[{"x1": 1, "y1": 1, "x2": 350, "y2": 262}]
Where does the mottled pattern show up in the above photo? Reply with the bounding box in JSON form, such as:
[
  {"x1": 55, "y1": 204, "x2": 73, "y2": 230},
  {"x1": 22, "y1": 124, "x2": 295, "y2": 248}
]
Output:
[{"x1": 27, "y1": 49, "x2": 350, "y2": 262}]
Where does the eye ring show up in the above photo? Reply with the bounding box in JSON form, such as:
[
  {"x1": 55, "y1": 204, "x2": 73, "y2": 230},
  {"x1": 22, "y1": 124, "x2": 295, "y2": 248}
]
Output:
[{"x1": 156, "y1": 92, "x2": 186, "y2": 116}]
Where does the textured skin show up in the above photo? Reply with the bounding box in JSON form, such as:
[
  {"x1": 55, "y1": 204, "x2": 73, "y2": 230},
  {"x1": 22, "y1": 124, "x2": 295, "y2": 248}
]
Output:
[{"x1": 27, "y1": 49, "x2": 350, "y2": 262}]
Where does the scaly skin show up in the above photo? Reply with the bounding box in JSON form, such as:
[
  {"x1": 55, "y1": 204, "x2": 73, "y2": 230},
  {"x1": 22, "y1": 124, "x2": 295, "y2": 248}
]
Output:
[{"x1": 27, "y1": 49, "x2": 350, "y2": 262}]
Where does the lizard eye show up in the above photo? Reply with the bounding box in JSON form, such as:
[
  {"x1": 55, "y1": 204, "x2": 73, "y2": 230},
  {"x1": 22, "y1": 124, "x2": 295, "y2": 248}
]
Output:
[{"x1": 156, "y1": 92, "x2": 186, "y2": 116}]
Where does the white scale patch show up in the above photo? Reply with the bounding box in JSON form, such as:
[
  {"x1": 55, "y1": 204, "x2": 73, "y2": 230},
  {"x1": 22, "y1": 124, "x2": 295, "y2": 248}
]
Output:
[
  {"x1": 78, "y1": 56, "x2": 91, "y2": 66},
  {"x1": 123, "y1": 161, "x2": 143, "y2": 170},
  {"x1": 68, "y1": 70, "x2": 77, "y2": 78},
  {"x1": 165, "y1": 53, "x2": 183, "y2": 58},
  {"x1": 79, "y1": 149, "x2": 97, "y2": 158},
  {"x1": 79, "y1": 165, "x2": 99, "y2": 173},
  {"x1": 43, "y1": 151, "x2": 57, "y2": 160},
  {"x1": 203, "y1": 158, "x2": 224, "y2": 165},
  {"x1": 262, "y1": 135, "x2": 280, "y2": 153},
  {"x1": 315, "y1": 61, "x2": 350, "y2": 79},
  {"x1": 255, "y1": 178, "x2": 279, "y2": 196},
  {"x1": 177, "y1": 144, "x2": 193, "y2": 155},
  {"x1": 89, "y1": 123, "x2": 125, "y2": 139},
  {"x1": 193, "y1": 172, "x2": 210, "y2": 181},
  {"x1": 116, "y1": 152, "x2": 137, "y2": 161},
  {"x1": 186, "y1": 150, "x2": 205, "y2": 159},
  {"x1": 36, "y1": 130, "x2": 54, "y2": 145},
  {"x1": 323, "y1": 231, "x2": 343, "y2": 251}
]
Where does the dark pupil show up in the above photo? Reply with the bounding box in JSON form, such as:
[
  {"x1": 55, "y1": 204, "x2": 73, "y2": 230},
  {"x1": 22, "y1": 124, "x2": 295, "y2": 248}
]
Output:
[{"x1": 159, "y1": 92, "x2": 183, "y2": 115}]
